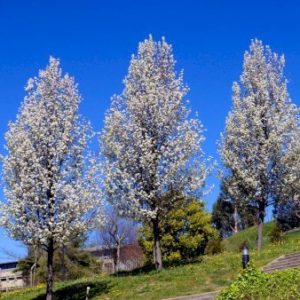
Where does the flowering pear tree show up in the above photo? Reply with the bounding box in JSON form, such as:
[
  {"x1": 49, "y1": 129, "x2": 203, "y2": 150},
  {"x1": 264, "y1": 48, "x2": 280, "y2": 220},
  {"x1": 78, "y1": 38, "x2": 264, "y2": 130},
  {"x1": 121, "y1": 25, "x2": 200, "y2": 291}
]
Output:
[
  {"x1": 101, "y1": 36, "x2": 210, "y2": 269},
  {"x1": 219, "y1": 40, "x2": 299, "y2": 252},
  {"x1": 0, "y1": 58, "x2": 102, "y2": 300},
  {"x1": 272, "y1": 125, "x2": 300, "y2": 221}
]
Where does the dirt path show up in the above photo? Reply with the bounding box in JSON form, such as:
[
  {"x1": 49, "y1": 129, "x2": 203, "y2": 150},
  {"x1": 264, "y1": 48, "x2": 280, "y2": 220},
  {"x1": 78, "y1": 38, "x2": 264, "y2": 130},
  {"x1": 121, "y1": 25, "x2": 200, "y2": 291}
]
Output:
[{"x1": 164, "y1": 290, "x2": 220, "y2": 300}]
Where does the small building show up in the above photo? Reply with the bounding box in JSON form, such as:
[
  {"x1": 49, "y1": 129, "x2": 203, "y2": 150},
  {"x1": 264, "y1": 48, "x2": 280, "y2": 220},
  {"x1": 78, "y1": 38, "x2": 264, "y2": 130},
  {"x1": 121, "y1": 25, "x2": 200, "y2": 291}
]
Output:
[
  {"x1": 86, "y1": 243, "x2": 144, "y2": 274},
  {"x1": 0, "y1": 261, "x2": 25, "y2": 292}
]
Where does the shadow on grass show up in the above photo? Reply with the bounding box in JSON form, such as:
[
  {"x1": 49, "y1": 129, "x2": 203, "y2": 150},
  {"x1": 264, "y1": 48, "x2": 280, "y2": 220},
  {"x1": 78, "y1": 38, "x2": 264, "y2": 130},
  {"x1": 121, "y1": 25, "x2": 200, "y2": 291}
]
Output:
[
  {"x1": 114, "y1": 258, "x2": 204, "y2": 277},
  {"x1": 33, "y1": 280, "x2": 111, "y2": 300}
]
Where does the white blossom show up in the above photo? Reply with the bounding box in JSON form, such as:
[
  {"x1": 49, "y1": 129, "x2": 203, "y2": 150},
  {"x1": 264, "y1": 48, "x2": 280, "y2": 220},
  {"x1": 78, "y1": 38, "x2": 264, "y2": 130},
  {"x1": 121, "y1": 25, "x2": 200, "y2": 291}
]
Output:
[
  {"x1": 101, "y1": 36, "x2": 211, "y2": 269},
  {"x1": 0, "y1": 57, "x2": 102, "y2": 248},
  {"x1": 219, "y1": 39, "x2": 299, "y2": 249},
  {"x1": 101, "y1": 36, "x2": 210, "y2": 222}
]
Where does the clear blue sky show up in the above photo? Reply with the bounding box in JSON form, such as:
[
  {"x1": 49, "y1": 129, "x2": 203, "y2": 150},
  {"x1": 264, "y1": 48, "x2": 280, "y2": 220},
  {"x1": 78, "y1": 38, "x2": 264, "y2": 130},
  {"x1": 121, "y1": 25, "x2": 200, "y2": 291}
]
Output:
[{"x1": 1, "y1": 0, "x2": 300, "y2": 262}]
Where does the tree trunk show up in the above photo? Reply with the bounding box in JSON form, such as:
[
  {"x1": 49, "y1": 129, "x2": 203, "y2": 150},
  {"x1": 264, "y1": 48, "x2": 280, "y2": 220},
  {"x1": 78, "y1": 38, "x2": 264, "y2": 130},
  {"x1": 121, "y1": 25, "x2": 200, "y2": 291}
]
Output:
[
  {"x1": 233, "y1": 206, "x2": 238, "y2": 234},
  {"x1": 116, "y1": 241, "x2": 120, "y2": 272},
  {"x1": 31, "y1": 246, "x2": 38, "y2": 287},
  {"x1": 61, "y1": 244, "x2": 65, "y2": 281},
  {"x1": 257, "y1": 203, "x2": 265, "y2": 253},
  {"x1": 46, "y1": 239, "x2": 54, "y2": 300},
  {"x1": 113, "y1": 241, "x2": 121, "y2": 273},
  {"x1": 152, "y1": 218, "x2": 163, "y2": 270},
  {"x1": 152, "y1": 244, "x2": 156, "y2": 266}
]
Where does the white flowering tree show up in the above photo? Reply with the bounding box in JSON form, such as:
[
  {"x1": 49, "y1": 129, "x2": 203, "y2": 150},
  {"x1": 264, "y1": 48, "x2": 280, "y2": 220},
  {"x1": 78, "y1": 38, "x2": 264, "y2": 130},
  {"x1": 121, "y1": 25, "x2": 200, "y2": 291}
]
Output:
[
  {"x1": 101, "y1": 36, "x2": 210, "y2": 269},
  {"x1": 219, "y1": 40, "x2": 299, "y2": 252},
  {"x1": 0, "y1": 58, "x2": 101, "y2": 300},
  {"x1": 272, "y1": 125, "x2": 300, "y2": 216}
]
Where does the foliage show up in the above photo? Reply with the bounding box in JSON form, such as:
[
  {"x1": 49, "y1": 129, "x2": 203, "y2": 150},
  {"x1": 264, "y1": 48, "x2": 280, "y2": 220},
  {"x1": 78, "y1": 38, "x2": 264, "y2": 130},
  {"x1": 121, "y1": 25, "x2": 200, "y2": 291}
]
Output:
[
  {"x1": 46, "y1": 248, "x2": 100, "y2": 281},
  {"x1": 212, "y1": 179, "x2": 258, "y2": 238},
  {"x1": 217, "y1": 263, "x2": 300, "y2": 300},
  {"x1": 219, "y1": 39, "x2": 300, "y2": 250},
  {"x1": 204, "y1": 238, "x2": 224, "y2": 255},
  {"x1": 138, "y1": 199, "x2": 218, "y2": 263},
  {"x1": 17, "y1": 238, "x2": 101, "y2": 284},
  {"x1": 268, "y1": 223, "x2": 285, "y2": 244},
  {"x1": 274, "y1": 199, "x2": 300, "y2": 231},
  {"x1": 16, "y1": 248, "x2": 36, "y2": 279}
]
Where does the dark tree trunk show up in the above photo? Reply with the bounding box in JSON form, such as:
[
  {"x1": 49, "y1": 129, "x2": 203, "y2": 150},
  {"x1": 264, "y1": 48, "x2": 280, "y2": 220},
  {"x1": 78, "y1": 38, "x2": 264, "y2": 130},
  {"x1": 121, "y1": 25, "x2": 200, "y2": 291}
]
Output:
[
  {"x1": 257, "y1": 203, "x2": 265, "y2": 253},
  {"x1": 152, "y1": 244, "x2": 156, "y2": 266},
  {"x1": 152, "y1": 218, "x2": 163, "y2": 270},
  {"x1": 46, "y1": 238, "x2": 54, "y2": 300},
  {"x1": 61, "y1": 244, "x2": 66, "y2": 281}
]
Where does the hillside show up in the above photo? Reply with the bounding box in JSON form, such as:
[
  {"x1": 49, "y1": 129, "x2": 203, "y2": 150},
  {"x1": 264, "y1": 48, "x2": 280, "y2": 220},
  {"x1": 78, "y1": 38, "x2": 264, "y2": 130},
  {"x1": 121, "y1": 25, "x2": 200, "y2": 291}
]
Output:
[{"x1": 2, "y1": 223, "x2": 300, "y2": 300}]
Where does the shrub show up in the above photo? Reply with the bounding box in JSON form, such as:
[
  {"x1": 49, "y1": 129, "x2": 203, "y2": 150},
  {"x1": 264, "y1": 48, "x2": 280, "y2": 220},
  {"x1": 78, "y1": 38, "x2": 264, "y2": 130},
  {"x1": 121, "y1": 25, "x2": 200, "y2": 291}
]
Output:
[
  {"x1": 204, "y1": 239, "x2": 224, "y2": 255},
  {"x1": 17, "y1": 246, "x2": 101, "y2": 285},
  {"x1": 268, "y1": 223, "x2": 284, "y2": 244},
  {"x1": 274, "y1": 199, "x2": 300, "y2": 231},
  {"x1": 138, "y1": 199, "x2": 218, "y2": 264},
  {"x1": 217, "y1": 262, "x2": 300, "y2": 300}
]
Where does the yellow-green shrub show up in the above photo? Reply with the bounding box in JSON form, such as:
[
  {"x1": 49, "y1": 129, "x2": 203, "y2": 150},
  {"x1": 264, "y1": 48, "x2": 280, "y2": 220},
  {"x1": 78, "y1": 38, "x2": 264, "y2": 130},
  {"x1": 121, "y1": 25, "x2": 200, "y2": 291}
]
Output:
[{"x1": 217, "y1": 262, "x2": 300, "y2": 300}]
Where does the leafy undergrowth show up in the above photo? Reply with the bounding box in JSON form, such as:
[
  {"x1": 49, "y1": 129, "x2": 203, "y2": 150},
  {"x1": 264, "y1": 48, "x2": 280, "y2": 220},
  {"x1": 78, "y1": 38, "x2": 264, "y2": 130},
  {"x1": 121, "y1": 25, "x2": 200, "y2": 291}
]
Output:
[
  {"x1": 217, "y1": 263, "x2": 300, "y2": 300},
  {"x1": 2, "y1": 223, "x2": 300, "y2": 300}
]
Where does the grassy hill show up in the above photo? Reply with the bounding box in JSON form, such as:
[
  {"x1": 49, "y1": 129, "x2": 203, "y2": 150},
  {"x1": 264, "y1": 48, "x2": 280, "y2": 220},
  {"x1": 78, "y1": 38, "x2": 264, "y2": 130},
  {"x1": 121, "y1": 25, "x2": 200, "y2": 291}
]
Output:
[{"x1": 2, "y1": 222, "x2": 300, "y2": 300}]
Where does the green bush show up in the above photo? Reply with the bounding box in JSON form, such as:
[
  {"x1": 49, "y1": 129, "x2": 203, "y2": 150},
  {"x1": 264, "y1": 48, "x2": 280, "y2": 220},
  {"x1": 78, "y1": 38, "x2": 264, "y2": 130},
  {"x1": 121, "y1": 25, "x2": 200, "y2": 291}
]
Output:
[
  {"x1": 268, "y1": 223, "x2": 285, "y2": 244},
  {"x1": 217, "y1": 262, "x2": 300, "y2": 300},
  {"x1": 17, "y1": 246, "x2": 101, "y2": 284},
  {"x1": 138, "y1": 199, "x2": 218, "y2": 264},
  {"x1": 204, "y1": 239, "x2": 224, "y2": 255}
]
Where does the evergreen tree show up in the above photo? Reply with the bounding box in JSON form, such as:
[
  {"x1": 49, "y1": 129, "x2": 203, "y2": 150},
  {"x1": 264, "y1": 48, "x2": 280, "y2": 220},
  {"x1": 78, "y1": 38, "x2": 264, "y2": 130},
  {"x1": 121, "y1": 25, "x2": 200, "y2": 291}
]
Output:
[
  {"x1": 212, "y1": 178, "x2": 257, "y2": 238},
  {"x1": 274, "y1": 199, "x2": 300, "y2": 231},
  {"x1": 138, "y1": 199, "x2": 218, "y2": 264}
]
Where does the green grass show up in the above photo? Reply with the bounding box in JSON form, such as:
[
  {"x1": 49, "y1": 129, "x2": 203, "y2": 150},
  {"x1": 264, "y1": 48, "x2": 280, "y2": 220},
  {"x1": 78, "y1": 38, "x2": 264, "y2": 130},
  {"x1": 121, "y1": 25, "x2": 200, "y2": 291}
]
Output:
[
  {"x1": 222, "y1": 222, "x2": 278, "y2": 252},
  {"x1": 2, "y1": 223, "x2": 300, "y2": 300}
]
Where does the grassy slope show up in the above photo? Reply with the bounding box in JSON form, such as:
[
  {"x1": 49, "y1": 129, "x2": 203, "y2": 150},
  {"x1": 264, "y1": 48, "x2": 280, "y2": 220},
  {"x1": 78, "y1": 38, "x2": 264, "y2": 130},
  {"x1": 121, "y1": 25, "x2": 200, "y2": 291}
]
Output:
[{"x1": 2, "y1": 222, "x2": 300, "y2": 300}]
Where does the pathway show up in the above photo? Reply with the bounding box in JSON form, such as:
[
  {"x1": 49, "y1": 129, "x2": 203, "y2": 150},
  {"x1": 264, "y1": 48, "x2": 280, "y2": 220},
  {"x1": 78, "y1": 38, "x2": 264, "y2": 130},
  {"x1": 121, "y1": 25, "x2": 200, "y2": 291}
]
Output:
[{"x1": 164, "y1": 290, "x2": 220, "y2": 300}]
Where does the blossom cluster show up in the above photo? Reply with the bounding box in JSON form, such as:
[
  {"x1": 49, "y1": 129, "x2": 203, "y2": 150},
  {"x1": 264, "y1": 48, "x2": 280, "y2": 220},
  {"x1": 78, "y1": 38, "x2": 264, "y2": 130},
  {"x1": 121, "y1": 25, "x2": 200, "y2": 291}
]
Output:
[
  {"x1": 101, "y1": 36, "x2": 211, "y2": 221},
  {"x1": 0, "y1": 57, "x2": 102, "y2": 248}
]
